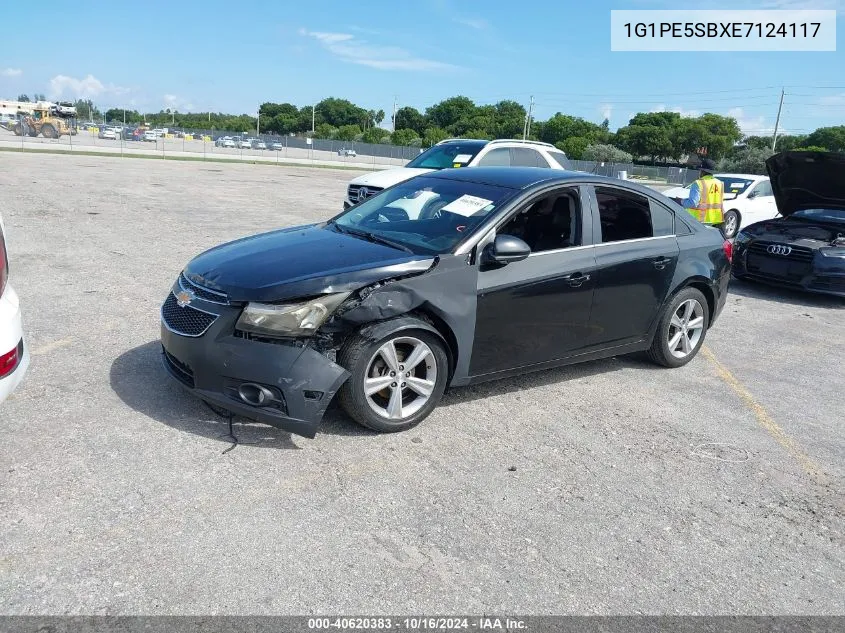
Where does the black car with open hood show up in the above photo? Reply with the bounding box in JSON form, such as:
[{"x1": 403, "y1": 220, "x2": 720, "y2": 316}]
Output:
[
  {"x1": 161, "y1": 167, "x2": 730, "y2": 439},
  {"x1": 732, "y1": 151, "x2": 845, "y2": 297}
]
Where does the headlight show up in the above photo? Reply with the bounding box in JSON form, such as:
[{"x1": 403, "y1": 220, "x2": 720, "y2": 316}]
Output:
[
  {"x1": 819, "y1": 248, "x2": 845, "y2": 258},
  {"x1": 236, "y1": 292, "x2": 350, "y2": 337},
  {"x1": 734, "y1": 231, "x2": 752, "y2": 245}
]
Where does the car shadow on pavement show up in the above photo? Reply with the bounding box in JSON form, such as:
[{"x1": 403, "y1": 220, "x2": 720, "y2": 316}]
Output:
[
  {"x1": 729, "y1": 278, "x2": 844, "y2": 309},
  {"x1": 110, "y1": 341, "x2": 301, "y2": 450}
]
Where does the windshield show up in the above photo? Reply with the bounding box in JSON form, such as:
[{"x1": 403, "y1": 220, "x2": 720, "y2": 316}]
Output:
[
  {"x1": 791, "y1": 208, "x2": 845, "y2": 224},
  {"x1": 406, "y1": 142, "x2": 487, "y2": 169},
  {"x1": 330, "y1": 176, "x2": 515, "y2": 254},
  {"x1": 715, "y1": 176, "x2": 755, "y2": 196}
]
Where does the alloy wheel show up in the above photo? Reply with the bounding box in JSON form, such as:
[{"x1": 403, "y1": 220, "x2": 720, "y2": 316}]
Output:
[
  {"x1": 724, "y1": 212, "x2": 738, "y2": 237},
  {"x1": 667, "y1": 299, "x2": 705, "y2": 359},
  {"x1": 364, "y1": 336, "x2": 437, "y2": 420}
]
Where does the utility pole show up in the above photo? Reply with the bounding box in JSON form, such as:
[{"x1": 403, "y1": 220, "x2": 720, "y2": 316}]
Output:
[
  {"x1": 772, "y1": 88, "x2": 785, "y2": 151},
  {"x1": 392, "y1": 95, "x2": 398, "y2": 131},
  {"x1": 256, "y1": 107, "x2": 260, "y2": 137},
  {"x1": 523, "y1": 95, "x2": 534, "y2": 141},
  {"x1": 312, "y1": 104, "x2": 316, "y2": 134}
]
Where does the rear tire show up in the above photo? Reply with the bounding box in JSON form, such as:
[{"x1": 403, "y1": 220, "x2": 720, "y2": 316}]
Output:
[
  {"x1": 723, "y1": 209, "x2": 740, "y2": 239},
  {"x1": 338, "y1": 324, "x2": 449, "y2": 433},
  {"x1": 41, "y1": 124, "x2": 56, "y2": 139},
  {"x1": 647, "y1": 287, "x2": 709, "y2": 368}
]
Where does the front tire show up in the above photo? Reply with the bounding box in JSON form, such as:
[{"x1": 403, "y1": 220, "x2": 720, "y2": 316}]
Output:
[
  {"x1": 647, "y1": 287, "x2": 709, "y2": 368},
  {"x1": 41, "y1": 124, "x2": 56, "y2": 139},
  {"x1": 722, "y1": 209, "x2": 740, "y2": 239},
  {"x1": 338, "y1": 325, "x2": 449, "y2": 433}
]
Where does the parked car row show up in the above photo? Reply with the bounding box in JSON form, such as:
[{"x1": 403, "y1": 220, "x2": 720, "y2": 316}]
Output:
[{"x1": 213, "y1": 136, "x2": 283, "y2": 150}]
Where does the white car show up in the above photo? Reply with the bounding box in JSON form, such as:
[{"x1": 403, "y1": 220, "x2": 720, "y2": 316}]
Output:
[
  {"x1": 238, "y1": 138, "x2": 253, "y2": 149},
  {"x1": 255, "y1": 140, "x2": 267, "y2": 150},
  {"x1": 0, "y1": 214, "x2": 29, "y2": 405},
  {"x1": 663, "y1": 173, "x2": 780, "y2": 238},
  {"x1": 216, "y1": 137, "x2": 236, "y2": 148},
  {"x1": 338, "y1": 148, "x2": 357, "y2": 157},
  {"x1": 144, "y1": 130, "x2": 160, "y2": 142},
  {"x1": 344, "y1": 138, "x2": 572, "y2": 209},
  {"x1": 99, "y1": 127, "x2": 120, "y2": 140},
  {"x1": 270, "y1": 142, "x2": 284, "y2": 151}
]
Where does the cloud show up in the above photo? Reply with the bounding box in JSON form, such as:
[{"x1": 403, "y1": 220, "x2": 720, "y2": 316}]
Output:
[
  {"x1": 1, "y1": 67, "x2": 22, "y2": 77},
  {"x1": 299, "y1": 28, "x2": 459, "y2": 71},
  {"x1": 649, "y1": 104, "x2": 701, "y2": 118},
  {"x1": 727, "y1": 107, "x2": 780, "y2": 134},
  {"x1": 453, "y1": 17, "x2": 490, "y2": 30},
  {"x1": 48, "y1": 74, "x2": 130, "y2": 99},
  {"x1": 163, "y1": 94, "x2": 194, "y2": 111}
]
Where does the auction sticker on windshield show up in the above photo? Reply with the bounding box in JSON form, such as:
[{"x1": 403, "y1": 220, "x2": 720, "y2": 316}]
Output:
[{"x1": 441, "y1": 195, "x2": 494, "y2": 216}]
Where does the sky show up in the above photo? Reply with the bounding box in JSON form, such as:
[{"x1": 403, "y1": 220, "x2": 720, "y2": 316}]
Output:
[{"x1": 1, "y1": 0, "x2": 844, "y2": 135}]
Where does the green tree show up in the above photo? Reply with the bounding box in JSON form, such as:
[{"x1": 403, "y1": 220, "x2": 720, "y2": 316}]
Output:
[
  {"x1": 718, "y1": 147, "x2": 773, "y2": 175},
  {"x1": 17, "y1": 94, "x2": 30, "y2": 102},
  {"x1": 616, "y1": 124, "x2": 673, "y2": 161},
  {"x1": 805, "y1": 126, "x2": 845, "y2": 152},
  {"x1": 335, "y1": 124, "x2": 362, "y2": 141},
  {"x1": 556, "y1": 136, "x2": 590, "y2": 160},
  {"x1": 493, "y1": 100, "x2": 527, "y2": 138},
  {"x1": 774, "y1": 134, "x2": 807, "y2": 151},
  {"x1": 540, "y1": 114, "x2": 603, "y2": 146},
  {"x1": 314, "y1": 123, "x2": 337, "y2": 139},
  {"x1": 422, "y1": 127, "x2": 449, "y2": 147},
  {"x1": 695, "y1": 113, "x2": 742, "y2": 159},
  {"x1": 316, "y1": 97, "x2": 368, "y2": 128},
  {"x1": 582, "y1": 144, "x2": 633, "y2": 163},
  {"x1": 391, "y1": 128, "x2": 421, "y2": 146},
  {"x1": 361, "y1": 127, "x2": 391, "y2": 144},
  {"x1": 672, "y1": 118, "x2": 708, "y2": 160},
  {"x1": 394, "y1": 106, "x2": 427, "y2": 136},
  {"x1": 426, "y1": 96, "x2": 476, "y2": 131}
]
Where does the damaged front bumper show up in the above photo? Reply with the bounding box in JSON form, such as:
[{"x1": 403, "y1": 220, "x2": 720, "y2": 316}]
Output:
[{"x1": 160, "y1": 287, "x2": 350, "y2": 439}]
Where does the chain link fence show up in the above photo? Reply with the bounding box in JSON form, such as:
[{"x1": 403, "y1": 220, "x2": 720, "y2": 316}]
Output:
[
  {"x1": 0, "y1": 121, "x2": 423, "y2": 169},
  {"x1": 569, "y1": 159, "x2": 698, "y2": 185},
  {"x1": 1, "y1": 120, "x2": 699, "y2": 184}
]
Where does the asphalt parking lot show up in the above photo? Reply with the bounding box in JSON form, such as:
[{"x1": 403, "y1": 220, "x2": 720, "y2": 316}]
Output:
[{"x1": 0, "y1": 153, "x2": 842, "y2": 615}]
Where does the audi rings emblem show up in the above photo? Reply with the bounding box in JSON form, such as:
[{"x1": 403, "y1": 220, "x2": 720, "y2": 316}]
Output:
[{"x1": 767, "y1": 244, "x2": 792, "y2": 256}]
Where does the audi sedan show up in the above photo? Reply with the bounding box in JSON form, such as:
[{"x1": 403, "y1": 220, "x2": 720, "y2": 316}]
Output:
[
  {"x1": 161, "y1": 168, "x2": 731, "y2": 438},
  {"x1": 732, "y1": 151, "x2": 845, "y2": 297}
]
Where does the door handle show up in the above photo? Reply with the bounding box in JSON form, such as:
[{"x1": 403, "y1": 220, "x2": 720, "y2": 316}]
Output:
[
  {"x1": 565, "y1": 273, "x2": 590, "y2": 288},
  {"x1": 653, "y1": 257, "x2": 672, "y2": 270}
]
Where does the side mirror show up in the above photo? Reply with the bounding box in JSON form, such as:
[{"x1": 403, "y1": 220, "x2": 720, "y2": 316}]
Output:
[
  {"x1": 482, "y1": 234, "x2": 531, "y2": 267},
  {"x1": 747, "y1": 190, "x2": 757, "y2": 199}
]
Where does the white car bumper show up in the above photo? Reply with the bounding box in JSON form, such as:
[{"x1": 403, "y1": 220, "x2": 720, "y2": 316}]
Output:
[{"x1": 0, "y1": 284, "x2": 29, "y2": 404}]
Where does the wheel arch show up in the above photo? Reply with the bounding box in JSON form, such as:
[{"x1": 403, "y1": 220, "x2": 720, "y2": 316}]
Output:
[
  {"x1": 649, "y1": 276, "x2": 716, "y2": 343},
  {"x1": 352, "y1": 311, "x2": 457, "y2": 381}
]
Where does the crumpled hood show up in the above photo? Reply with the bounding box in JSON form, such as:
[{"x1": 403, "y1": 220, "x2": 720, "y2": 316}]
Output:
[
  {"x1": 348, "y1": 167, "x2": 434, "y2": 190},
  {"x1": 184, "y1": 224, "x2": 435, "y2": 303},
  {"x1": 766, "y1": 151, "x2": 845, "y2": 216}
]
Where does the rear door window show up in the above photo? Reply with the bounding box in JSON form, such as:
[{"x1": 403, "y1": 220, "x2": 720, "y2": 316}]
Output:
[
  {"x1": 477, "y1": 148, "x2": 512, "y2": 167},
  {"x1": 510, "y1": 147, "x2": 549, "y2": 168}
]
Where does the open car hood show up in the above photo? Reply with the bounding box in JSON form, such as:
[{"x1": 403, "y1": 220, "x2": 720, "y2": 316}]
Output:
[{"x1": 766, "y1": 151, "x2": 845, "y2": 216}]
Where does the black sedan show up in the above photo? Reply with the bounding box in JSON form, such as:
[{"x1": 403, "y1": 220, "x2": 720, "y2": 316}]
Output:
[
  {"x1": 160, "y1": 167, "x2": 731, "y2": 438},
  {"x1": 732, "y1": 151, "x2": 845, "y2": 297}
]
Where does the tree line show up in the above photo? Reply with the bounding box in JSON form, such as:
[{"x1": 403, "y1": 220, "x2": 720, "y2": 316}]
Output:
[{"x1": 20, "y1": 93, "x2": 842, "y2": 173}]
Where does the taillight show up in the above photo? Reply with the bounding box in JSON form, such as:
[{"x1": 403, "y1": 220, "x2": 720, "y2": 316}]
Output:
[
  {"x1": 0, "y1": 225, "x2": 7, "y2": 297},
  {"x1": 0, "y1": 342, "x2": 20, "y2": 379},
  {"x1": 723, "y1": 239, "x2": 733, "y2": 263}
]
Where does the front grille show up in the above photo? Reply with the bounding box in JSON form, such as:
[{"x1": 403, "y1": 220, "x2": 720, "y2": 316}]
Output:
[
  {"x1": 179, "y1": 273, "x2": 228, "y2": 304},
  {"x1": 162, "y1": 347, "x2": 195, "y2": 388},
  {"x1": 347, "y1": 184, "x2": 383, "y2": 202},
  {"x1": 747, "y1": 241, "x2": 815, "y2": 262},
  {"x1": 161, "y1": 293, "x2": 217, "y2": 337}
]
